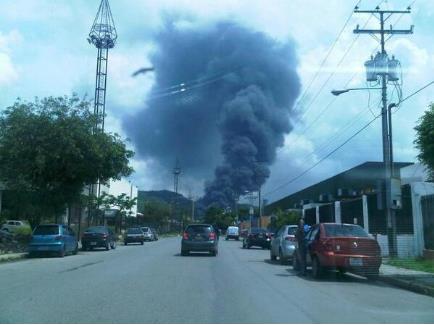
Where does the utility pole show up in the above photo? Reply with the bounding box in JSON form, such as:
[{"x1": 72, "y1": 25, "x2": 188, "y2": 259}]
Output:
[
  {"x1": 173, "y1": 159, "x2": 182, "y2": 231},
  {"x1": 354, "y1": 6, "x2": 413, "y2": 257}
]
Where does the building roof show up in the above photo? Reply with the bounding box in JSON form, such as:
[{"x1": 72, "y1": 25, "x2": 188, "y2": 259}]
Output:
[{"x1": 265, "y1": 161, "x2": 413, "y2": 214}]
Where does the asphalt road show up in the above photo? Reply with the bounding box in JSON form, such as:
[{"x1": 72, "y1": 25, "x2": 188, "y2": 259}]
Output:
[{"x1": 1, "y1": 237, "x2": 433, "y2": 323}]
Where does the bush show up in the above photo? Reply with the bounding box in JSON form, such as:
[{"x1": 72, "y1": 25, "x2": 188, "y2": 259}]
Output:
[{"x1": 14, "y1": 225, "x2": 32, "y2": 243}]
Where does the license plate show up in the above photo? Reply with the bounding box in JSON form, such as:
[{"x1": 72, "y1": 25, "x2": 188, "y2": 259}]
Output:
[
  {"x1": 349, "y1": 257, "x2": 363, "y2": 266},
  {"x1": 90, "y1": 242, "x2": 97, "y2": 246}
]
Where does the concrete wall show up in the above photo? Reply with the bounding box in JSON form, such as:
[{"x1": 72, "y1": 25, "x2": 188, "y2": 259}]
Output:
[{"x1": 376, "y1": 234, "x2": 416, "y2": 258}]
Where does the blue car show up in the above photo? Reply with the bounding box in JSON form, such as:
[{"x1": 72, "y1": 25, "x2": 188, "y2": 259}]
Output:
[{"x1": 28, "y1": 224, "x2": 78, "y2": 257}]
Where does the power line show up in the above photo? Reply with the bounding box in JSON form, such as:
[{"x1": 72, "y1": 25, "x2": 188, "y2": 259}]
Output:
[
  {"x1": 264, "y1": 111, "x2": 382, "y2": 198},
  {"x1": 292, "y1": 0, "x2": 361, "y2": 112}
]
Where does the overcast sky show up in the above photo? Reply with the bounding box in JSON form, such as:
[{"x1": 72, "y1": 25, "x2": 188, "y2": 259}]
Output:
[{"x1": 1, "y1": 0, "x2": 433, "y2": 204}]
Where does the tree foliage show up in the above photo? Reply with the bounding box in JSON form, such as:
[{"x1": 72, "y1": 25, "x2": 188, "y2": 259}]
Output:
[
  {"x1": 203, "y1": 206, "x2": 235, "y2": 230},
  {"x1": 0, "y1": 95, "x2": 134, "y2": 223},
  {"x1": 414, "y1": 103, "x2": 434, "y2": 180},
  {"x1": 269, "y1": 209, "x2": 301, "y2": 231}
]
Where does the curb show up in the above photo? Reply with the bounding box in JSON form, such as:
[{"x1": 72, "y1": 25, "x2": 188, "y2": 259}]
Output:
[
  {"x1": 380, "y1": 275, "x2": 434, "y2": 298},
  {"x1": 0, "y1": 252, "x2": 28, "y2": 264}
]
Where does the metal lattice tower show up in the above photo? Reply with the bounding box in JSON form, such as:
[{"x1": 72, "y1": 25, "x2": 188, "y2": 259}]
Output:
[{"x1": 88, "y1": 0, "x2": 117, "y2": 132}]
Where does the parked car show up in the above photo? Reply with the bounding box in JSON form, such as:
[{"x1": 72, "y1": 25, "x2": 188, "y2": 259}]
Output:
[
  {"x1": 81, "y1": 226, "x2": 116, "y2": 251},
  {"x1": 181, "y1": 224, "x2": 218, "y2": 256},
  {"x1": 124, "y1": 227, "x2": 145, "y2": 245},
  {"x1": 1, "y1": 220, "x2": 29, "y2": 233},
  {"x1": 141, "y1": 227, "x2": 155, "y2": 241},
  {"x1": 240, "y1": 229, "x2": 248, "y2": 239},
  {"x1": 150, "y1": 228, "x2": 159, "y2": 241},
  {"x1": 270, "y1": 225, "x2": 298, "y2": 264},
  {"x1": 242, "y1": 228, "x2": 272, "y2": 249},
  {"x1": 225, "y1": 226, "x2": 240, "y2": 241},
  {"x1": 28, "y1": 224, "x2": 78, "y2": 257},
  {"x1": 293, "y1": 223, "x2": 382, "y2": 279}
]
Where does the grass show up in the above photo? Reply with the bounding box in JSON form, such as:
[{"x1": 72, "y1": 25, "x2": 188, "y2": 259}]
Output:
[{"x1": 386, "y1": 258, "x2": 434, "y2": 274}]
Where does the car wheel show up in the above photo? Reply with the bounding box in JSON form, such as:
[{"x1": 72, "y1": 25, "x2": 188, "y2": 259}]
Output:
[
  {"x1": 73, "y1": 244, "x2": 78, "y2": 255},
  {"x1": 247, "y1": 245, "x2": 251, "y2": 249},
  {"x1": 270, "y1": 249, "x2": 277, "y2": 261},
  {"x1": 124, "y1": 242, "x2": 128, "y2": 246},
  {"x1": 312, "y1": 256, "x2": 323, "y2": 279},
  {"x1": 210, "y1": 250, "x2": 217, "y2": 256},
  {"x1": 111, "y1": 241, "x2": 116, "y2": 249},
  {"x1": 279, "y1": 249, "x2": 286, "y2": 265},
  {"x1": 181, "y1": 250, "x2": 189, "y2": 256},
  {"x1": 365, "y1": 269, "x2": 379, "y2": 281},
  {"x1": 105, "y1": 242, "x2": 110, "y2": 251},
  {"x1": 81, "y1": 245, "x2": 87, "y2": 251},
  {"x1": 337, "y1": 267, "x2": 346, "y2": 276},
  {"x1": 292, "y1": 252, "x2": 300, "y2": 271},
  {"x1": 141, "y1": 241, "x2": 144, "y2": 245},
  {"x1": 58, "y1": 245, "x2": 65, "y2": 258}
]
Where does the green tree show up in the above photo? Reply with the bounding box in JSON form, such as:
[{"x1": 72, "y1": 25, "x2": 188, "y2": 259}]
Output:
[
  {"x1": 269, "y1": 209, "x2": 301, "y2": 231},
  {"x1": 415, "y1": 103, "x2": 434, "y2": 180},
  {"x1": 0, "y1": 95, "x2": 134, "y2": 225}
]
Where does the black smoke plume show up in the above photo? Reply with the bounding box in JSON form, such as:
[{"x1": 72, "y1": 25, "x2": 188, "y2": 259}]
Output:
[{"x1": 123, "y1": 20, "x2": 300, "y2": 208}]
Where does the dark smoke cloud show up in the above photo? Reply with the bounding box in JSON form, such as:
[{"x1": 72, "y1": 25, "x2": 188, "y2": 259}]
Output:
[{"x1": 123, "y1": 20, "x2": 300, "y2": 208}]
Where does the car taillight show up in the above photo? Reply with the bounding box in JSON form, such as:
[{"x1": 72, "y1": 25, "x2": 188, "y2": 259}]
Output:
[
  {"x1": 285, "y1": 236, "x2": 296, "y2": 242},
  {"x1": 209, "y1": 232, "x2": 216, "y2": 240},
  {"x1": 183, "y1": 232, "x2": 189, "y2": 240},
  {"x1": 321, "y1": 239, "x2": 334, "y2": 255}
]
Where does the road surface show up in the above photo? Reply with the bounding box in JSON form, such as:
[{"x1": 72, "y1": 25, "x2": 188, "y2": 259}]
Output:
[{"x1": 1, "y1": 237, "x2": 433, "y2": 323}]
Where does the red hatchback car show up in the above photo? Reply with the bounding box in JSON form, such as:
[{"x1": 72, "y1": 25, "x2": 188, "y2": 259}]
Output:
[{"x1": 293, "y1": 223, "x2": 381, "y2": 280}]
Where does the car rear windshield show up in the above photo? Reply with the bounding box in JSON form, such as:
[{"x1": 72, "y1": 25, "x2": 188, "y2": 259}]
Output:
[
  {"x1": 141, "y1": 227, "x2": 149, "y2": 232},
  {"x1": 85, "y1": 227, "x2": 107, "y2": 234},
  {"x1": 287, "y1": 227, "x2": 297, "y2": 235},
  {"x1": 127, "y1": 228, "x2": 142, "y2": 234},
  {"x1": 324, "y1": 224, "x2": 369, "y2": 238},
  {"x1": 186, "y1": 225, "x2": 212, "y2": 234},
  {"x1": 33, "y1": 225, "x2": 59, "y2": 235},
  {"x1": 251, "y1": 228, "x2": 267, "y2": 234}
]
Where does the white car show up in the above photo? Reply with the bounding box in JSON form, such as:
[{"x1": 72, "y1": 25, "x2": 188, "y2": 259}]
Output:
[
  {"x1": 225, "y1": 226, "x2": 240, "y2": 241},
  {"x1": 141, "y1": 227, "x2": 155, "y2": 241},
  {"x1": 1, "y1": 220, "x2": 28, "y2": 233}
]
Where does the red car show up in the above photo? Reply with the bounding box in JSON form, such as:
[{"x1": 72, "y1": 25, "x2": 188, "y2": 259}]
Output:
[{"x1": 293, "y1": 223, "x2": 381, "y2": 280}]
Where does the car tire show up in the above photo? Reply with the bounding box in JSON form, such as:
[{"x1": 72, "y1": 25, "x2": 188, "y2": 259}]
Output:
[
  {"x1": 292, "y1": 253, "x2": 300, "y2": 271},
  {"x1": 73, "y1": 244, "x2": 78, "y2": 255},
  {"x1": 181, "y1": 250, "x2": 189, "y2": 256},
  {"x1": 365, "y1": 269, "x2": 379, "y2": 281},
  {"x1": 270, "y1": 250, "x2": 277, "y2": 261},
  {"x1": 124, "y1": 242, "x2": 128, "y2": 246},
  {"x1": 111, "y1": 241, "x2": 116, "y2": 249},
  {"x1": 312, "y1": 256, "x2": 323, "y2": 279},
  {"x1": 279, "y1": 249, "x2": 286, "y2": 265},
  {"x1": 140, "y1": 241, "x2": 144, "y2": 245},
  {"x1": 58, "y1": 245, "x2": 65, "y2": 258},
  {"x1": 211, "y1": 250, "x2": 217, "y2": 256},
  {"x1": 105, "y1": 242, "x2": 110, "y2": 251},
  {"x1": 81, "y1": 245, "x2": 87, "y2": 251}
]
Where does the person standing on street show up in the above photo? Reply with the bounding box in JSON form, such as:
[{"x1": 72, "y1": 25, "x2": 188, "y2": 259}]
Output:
[{"x1": 295, "y1": 218, "x2": 307, "y2": 276}]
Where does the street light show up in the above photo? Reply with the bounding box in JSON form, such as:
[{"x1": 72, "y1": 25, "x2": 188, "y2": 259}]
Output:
[{"x1": 331, "y1": 87, "x2": 382, "y2": 96}]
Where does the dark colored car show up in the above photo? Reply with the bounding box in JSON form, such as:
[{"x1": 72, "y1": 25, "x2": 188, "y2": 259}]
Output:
[
  {"x1": 124, "y1": 227, "x2": 145, "y2": 245},
  {"x1": 242, "y1": 227, "x2": 272, "y2": 249},
  {"x1": 81, "y1": 226, "x2": 116, "y2": 251},
  {"x1": 293, "y1": 223, "x2": 382, "y2": 279},
  {"x1": 28, "y1": 224, "x2": 78, "y2": 257},
  {"x1": 181, "y1": 224, "x2": 218, "y2": 256}
]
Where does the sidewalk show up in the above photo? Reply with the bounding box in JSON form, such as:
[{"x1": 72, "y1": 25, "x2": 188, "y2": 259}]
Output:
[
  {"x1": 0, "y1": 252, "x2": 27, "y2": 263},
  {"x1": 380, "y1": 263, "x2": 434, "y2": 297}
]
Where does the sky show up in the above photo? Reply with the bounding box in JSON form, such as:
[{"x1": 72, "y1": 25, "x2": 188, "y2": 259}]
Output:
[{"x1": 1, "y1": 0, "x2": 433, "y2": 205}]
